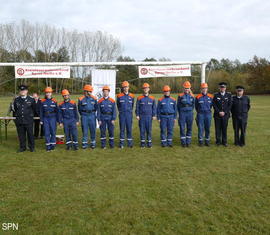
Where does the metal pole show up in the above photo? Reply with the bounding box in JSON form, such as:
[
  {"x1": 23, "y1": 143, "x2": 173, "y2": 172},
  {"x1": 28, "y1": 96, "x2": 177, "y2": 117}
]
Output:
[
  {"x1": 201, "y1": 63, "x2": 207, "y2": 84},
  {"x1": 14, "y1": 77, "x2": 17, "y2": 96}
]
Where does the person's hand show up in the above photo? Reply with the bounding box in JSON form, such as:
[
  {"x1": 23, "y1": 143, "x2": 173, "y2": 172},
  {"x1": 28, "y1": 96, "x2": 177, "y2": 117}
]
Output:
[
  {"x1": 40, "y1": 121, "x2": 43, "y2": 125},
  {"x1": 174, "y1": 119, "x2": 176, "y2": 123},
  {"x1": 153, "y1": 116, "x2": 157, "y2": 120},
  {"x1": 59, "y1": 123, "x2": 63, "y2": 128},
  {"x1": 98, "y1": 121, "x2": 102, "y2": 125},
  {"x1": 158, "y1": 119, "x2": 160, "y2": 123},
  {"x1": 136, "y1": 116, "x2": 140, "y2": 120},
  {"x1": 111, "y1": 120, "x2": 115, "y2": 125},
  {"x1": 76, "y1": 122, "x2": 79, "y2": 126},
  {"x1": 219, "y1": 112, "x2": 225, "y2": 117}
]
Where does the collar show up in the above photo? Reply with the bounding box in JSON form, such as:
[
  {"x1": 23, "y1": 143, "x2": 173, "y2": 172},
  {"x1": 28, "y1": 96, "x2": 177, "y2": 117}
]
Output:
[
  {"x1": 21, "y1": 95, "x2": 27, "y2": 99},
  {"x1": 103, "y1": 96, "x2": 109, "y2": 100}
]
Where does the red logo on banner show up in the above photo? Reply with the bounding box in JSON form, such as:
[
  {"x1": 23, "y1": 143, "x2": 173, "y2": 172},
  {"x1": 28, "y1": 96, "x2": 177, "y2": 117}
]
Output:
[
  {"x1": 140, "y1": 68, "x2": 148, "y2": 75},
  {"x1": 17, "y1": 68, "x2": 25, "y2": 76}
]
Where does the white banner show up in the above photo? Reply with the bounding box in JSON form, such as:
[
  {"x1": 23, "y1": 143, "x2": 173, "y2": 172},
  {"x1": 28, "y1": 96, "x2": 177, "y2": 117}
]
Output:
[
  {"x1": 15, "y1": 66, "x2": 70, "y2": 78},
  {"x1": 138, "y1": 65, "x2": 191, "y2": 78},
  {"x1": 91, "y1": 69, "x2": 116, "y2": 100}
]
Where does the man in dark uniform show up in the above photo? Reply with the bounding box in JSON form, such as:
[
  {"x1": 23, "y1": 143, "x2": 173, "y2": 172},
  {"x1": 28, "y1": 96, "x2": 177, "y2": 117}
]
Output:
[
  {"x1": 32, "y1": 93, "x2": 44, "y2": 139},
  {"x1": 13, "y1": 85, "x2": 36, "y2": 152},
  {"x1": 231, "y1": 86, "x2": 250, "y2": 147},
  {"x1": 213, "y1": 82, "x2": 232, "y2": 147}
]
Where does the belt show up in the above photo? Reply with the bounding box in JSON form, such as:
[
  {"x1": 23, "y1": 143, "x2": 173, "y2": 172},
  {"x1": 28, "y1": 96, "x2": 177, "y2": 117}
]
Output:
[
  {"x1": 161, "y1": 112, "x2": 174, "y2": 115},
  {"x1": 45, "y1": 111, "x2": 56, "y2": 115},
  {"x1": 101, "y1": 112, "x2": 112, "y2": 115},
  {"x1": 82, "y1": 110, "x2": 95, "y2": 113}
]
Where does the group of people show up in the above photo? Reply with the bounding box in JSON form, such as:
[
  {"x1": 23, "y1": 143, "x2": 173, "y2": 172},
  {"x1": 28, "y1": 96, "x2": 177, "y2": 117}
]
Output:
[{"x1": 12, "y1": 80, "x2": 250, "y2": 152}]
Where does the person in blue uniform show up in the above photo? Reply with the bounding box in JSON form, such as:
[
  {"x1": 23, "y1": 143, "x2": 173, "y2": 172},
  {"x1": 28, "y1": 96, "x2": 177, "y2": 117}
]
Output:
[
  {"x1": 177, "y1": 81, "x2": 195, "y2": 147},
  {"x1": 157, "y1": 85, "x2": 177, "y2": 147},
  {"x1": 97, "y1": 86, "x2": 117, "y2": 149},
  {"x1": 195, "y1": 83, "x2": 213, "y2": 146},
  {"x1": 213, "y1": 82, "x2": 232, "y2": 147},
  {"x1": 231, "y1": 86, "x2": 251, "y2": 147},
  {"x1": 12, "y1": 85, "x2": 36, "y2": 152},
  {"x1": 135, "y1": 83, "x2": 157, "y2": 148},
  {"x1": 117, "y1": 81, "x2": 135, "y2": 148},
  {"x1": 58, "y1": 89, "x2": 79, "y2": 150},
  {"x1": 40, "y1": 87, "x2": 58, "y2": 152},
  {"x1": 78, "y1": 84, "x2": 97, "y2": 149}
]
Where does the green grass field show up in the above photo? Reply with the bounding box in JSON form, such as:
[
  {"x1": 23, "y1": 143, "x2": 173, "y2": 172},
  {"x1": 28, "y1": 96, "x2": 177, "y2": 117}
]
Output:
[{"x1": 0, "y1": 94, "x2": 269, "y2": 234}]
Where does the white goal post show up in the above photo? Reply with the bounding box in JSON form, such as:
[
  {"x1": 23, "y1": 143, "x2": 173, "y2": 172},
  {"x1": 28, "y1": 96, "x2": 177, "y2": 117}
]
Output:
[{"x1": 0, "y1": 61, "x2": 207, "y2": 83}]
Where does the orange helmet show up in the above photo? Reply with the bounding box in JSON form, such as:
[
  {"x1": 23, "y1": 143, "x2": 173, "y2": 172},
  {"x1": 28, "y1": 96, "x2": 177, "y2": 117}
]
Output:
[
  {"x1": 163, "y1": 85, "x2": 171, "y2": 92},
  {"x1": 44, "y1": 87, "x2": 53, "y2": 93},
  {"x1": 61, "y1": 89, "x2": 70, "y2": 96},
  {"x1": 83, "y1": 84, "x2": 93, "y2": 92},
  {"x1": 200, "y1": 83, "x2": 208, "y2": 88},
  {"x1": 142, "y1": 83, "x2": 150, "y2": 89},
  {"x1": 102, "y1": 85, "x2": 110, "y2": 91},
  {"x1": 122, "y1": 81, "x2": 129, "y2": 88},
  {"x1": 183, "y1": 81, "x2": 191, "y2": 89}
]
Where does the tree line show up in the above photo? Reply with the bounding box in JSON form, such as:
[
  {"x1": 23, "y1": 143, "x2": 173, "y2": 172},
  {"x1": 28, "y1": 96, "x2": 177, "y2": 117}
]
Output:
[{"x1": 0, "y1": 20, "x2": 269, "y2": 95}]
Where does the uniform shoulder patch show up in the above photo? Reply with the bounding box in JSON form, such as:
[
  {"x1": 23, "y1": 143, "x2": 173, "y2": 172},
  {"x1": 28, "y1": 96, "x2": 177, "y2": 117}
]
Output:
[
  {"x1": 117, "y1": 93, "x2": 124, "y2": 98},
  {"x1": 70, "y1": 100, "x2": 76, "y2": 104},
  {"x1": 196, "y1": 94, "x2": 203, "y2": 99},
  {"x1": 41, "y1": 98, "x2": 46, "y2": 102},
  {"x1": 149, "y1": 95, "x2": 155, "y2": 100},
  {"x1": 170, "y1": 97, "x2": 176, "y2": 101},
  {"x1": 90, "y1": 94, "x2": 97, "y2": 100},
  {"x1": 52, "y1": 98, "x2": 57, "y2": 103},
  {"x1": 109, "y1": 97, "x2": 115, "y2": 103},
  {"x1": 78, "y1": 96, "x2": 85, "y2": 101},
  {"x1": 59, "y1": 101, "x2": 64, "y2": 106},
  {"x1": 98, "y1": 97, "x2": 104, "y2": 103},
  {"x1": 129, "y1": 93, "x2": 135, "y2": 98},
  {"x1": 178, "y1": 93, "x2": 184, "y2": 97},
  {"x1": 190, "y1": 92, "x2": 195, "y2": 98},
  {"x1": 137, "y1": 95, "x2": 144, "y2": 100},
  {"x1": 207, "y1": 93, "x2": 214, "y2": 98},
  {"x1": 158, "y1": 97, "x2": 164, "y2": 101}
]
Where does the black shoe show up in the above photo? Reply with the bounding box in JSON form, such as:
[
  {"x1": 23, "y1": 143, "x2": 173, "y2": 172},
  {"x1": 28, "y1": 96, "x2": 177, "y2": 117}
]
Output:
[
  {"x1": 29, "y1": 148, "x2": 35, "y2": 152},
  {"x1": 129, "y1": 145, "x2": 133, "y2": 148},
  {"x1": 168, "y1": 144, "x2": 173, "y2": 147},
  {"x1": 198, "y1": 142, "x2": 203, "y2": 147},
  {"x1": 205, "y1": 142, "x2": 210, "y2": 147},
  {"x1": 161, "y1": 145, "x2": 166, "y2": 147},
  {"x1": 223, "y1": 143, "x2": 228, "y2": 147},
  {"x1": 119, "y1": 145, "x2": 124, "y2": 149},
  {"x1": 181, "y1": 143, "x2": 186, "y2": 148},
  {"x1": 110, "y1": 146, "x2": 114, "y2": 149},
  {"x1": 216, "y1": 143, "x2": 221, "y2": 146},
  {"x1": 186, "y1": 144, "x2": 190, "y2": 148},
  {"x1": 74, "y1": 146, "x2": 79, "y2": 151},
  {"x1": 66, "y1": 146, "x2": 71, "y2": 150},
  {"x1": 17, "y1": 148, "x2": 26, "y2": 153},
  {"x1": 147, "y1": 145, "x2": 152, "y2": 148},
  {"x1": 102, "y1": 146, "x2": 106, "y2": 149},
  {"x1": 90, "y1": 145, "x2": 95, "y2": 149}
]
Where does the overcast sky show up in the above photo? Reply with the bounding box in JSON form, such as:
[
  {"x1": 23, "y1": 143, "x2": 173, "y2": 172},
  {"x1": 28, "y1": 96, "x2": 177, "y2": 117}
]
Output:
[{"x1": 0, "y1": 0, "x2": 269, "y2": 62}]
